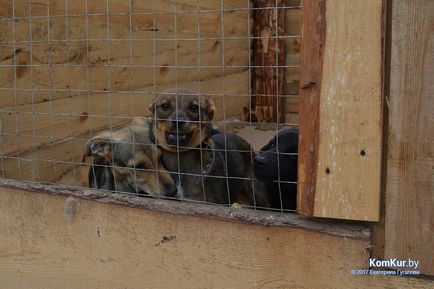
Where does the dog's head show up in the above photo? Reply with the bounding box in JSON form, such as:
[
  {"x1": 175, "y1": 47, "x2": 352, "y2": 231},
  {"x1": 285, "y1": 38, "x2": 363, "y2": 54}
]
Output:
[
  {"x1": 253, "y1": 129, "x2": 298, "y2": 182},
  {"x1": 83, "y1": 125, "x2": 177, "y2": 197},
  {"x1": 149, "y1": 89, "x2": 216, "y2": 152}
]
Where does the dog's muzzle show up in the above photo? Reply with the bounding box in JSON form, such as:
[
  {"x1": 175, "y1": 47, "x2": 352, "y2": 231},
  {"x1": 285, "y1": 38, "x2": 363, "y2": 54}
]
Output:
[{"x1": 165, "y1": 131, "x2": 193, "y2": 146}]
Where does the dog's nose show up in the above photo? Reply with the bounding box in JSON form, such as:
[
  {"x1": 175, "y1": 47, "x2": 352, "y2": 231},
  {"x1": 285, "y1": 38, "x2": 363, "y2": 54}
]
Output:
[
  {"x1": 172, "y1": 116, "x2": 186, "y2": 129},
  {"x1": 165, "y1": 186, "x2": 178, "y2": 198},
  {"x1": 253, "y1": 154, "x2": 266, "y2": 168}
]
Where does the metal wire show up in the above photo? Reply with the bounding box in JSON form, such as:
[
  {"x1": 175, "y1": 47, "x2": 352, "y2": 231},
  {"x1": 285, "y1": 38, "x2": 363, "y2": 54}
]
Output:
[{"x1": 0, "y1": 0, "x2": 301, "y2": 212}]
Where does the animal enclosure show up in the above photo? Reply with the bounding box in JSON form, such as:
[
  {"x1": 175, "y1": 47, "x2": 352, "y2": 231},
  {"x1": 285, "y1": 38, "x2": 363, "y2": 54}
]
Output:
[
  {"x1": 0, "y1": 0, "x2": 385, "y2": 221},
  {"x1": 0, "y1": 0, "x2": 303, "y2": 212},
  {"x1": 1, "y1": 0, "x2": 433, "y2": 288}
]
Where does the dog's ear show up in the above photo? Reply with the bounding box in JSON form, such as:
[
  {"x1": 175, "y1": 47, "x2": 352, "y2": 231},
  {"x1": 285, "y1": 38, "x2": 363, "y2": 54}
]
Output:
[
  {"x1": 259, "y1": 137, "x2": 275, "y2": 153},
  {"x1": 83, "y1": 137, "x2": 114, "y2": 162},
  {"x1": 205, "y1": 98, "x2": 216, "y2": 121}
]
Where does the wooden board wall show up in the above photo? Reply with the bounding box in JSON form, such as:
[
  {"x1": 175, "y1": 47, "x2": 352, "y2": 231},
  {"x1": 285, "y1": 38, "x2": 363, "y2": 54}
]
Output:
[
  {"x1": 0, "y1": 0, "x2": 252, "y2": 156},
  {"x1": 384, "y1": 0, "x2": 433, "y2": 276},
  {"x1": 0, "y1": 184, "x2": 432, "y2": 289},
  {"x1": 298, "y1": 0, "x2": 383, "y2": 221}
]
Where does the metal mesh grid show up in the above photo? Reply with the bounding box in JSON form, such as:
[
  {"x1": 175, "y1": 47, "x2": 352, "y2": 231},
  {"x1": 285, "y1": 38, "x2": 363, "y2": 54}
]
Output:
[{"x1": 0, "y1": 0, "x2": 301, "y2": 212}]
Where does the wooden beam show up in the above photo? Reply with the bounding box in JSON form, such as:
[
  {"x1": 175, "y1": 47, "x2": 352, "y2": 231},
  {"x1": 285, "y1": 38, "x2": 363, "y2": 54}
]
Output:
[
  {"x1": 298, "y1": 0, "x2": 383, "y2": 221},
  {"x1": 297, "y1": 0, "x2": 325, "y2": 215},
  {"x1": 0, "y1": 182, "x2": 432, "y2": 288},
  {"x1": 251, "y1": 0, "x2": 287, "y2": 123},
  {"x1": 384, "y1": 0, "x2": 434, "y2": 276}
]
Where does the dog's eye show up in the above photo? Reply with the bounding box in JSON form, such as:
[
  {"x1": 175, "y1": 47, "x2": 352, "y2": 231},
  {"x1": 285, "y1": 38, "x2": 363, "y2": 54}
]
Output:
[
  {"x1": 160, "y1": 103, "x2": 170, "y2": 112},
  {"x1": 189, "y1": 103, "x2": 199, "y2": 113}
]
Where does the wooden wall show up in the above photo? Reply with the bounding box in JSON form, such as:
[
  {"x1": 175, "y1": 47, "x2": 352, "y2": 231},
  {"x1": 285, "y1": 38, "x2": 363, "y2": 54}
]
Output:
[
  {"x1": 0, "y1": 181, "x2": 432, "y2": 289},
  {"x1": 0, "y1": 0, "x2": 301, "y2": 184},
  {"x1": 382, "y1": 0, "x2": 433, "y2": 276}
]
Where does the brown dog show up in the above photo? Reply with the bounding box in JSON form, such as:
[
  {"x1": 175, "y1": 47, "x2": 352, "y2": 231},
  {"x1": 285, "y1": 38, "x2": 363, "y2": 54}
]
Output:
[
  {"x1": 149, "y1": 89, "x2": 269, "y2": 207},
  {"x1": 83, "y1": 119, "x2": 177, "y2": 197},
  {"x1": 149, "y1": 89, "x2": 216, "y2": 152}
]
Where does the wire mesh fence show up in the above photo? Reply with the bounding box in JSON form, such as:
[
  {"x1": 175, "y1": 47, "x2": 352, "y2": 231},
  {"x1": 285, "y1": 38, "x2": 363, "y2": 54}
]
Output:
[{"x1": 0, "y1": 0, "x2": 300, "y2": 212}]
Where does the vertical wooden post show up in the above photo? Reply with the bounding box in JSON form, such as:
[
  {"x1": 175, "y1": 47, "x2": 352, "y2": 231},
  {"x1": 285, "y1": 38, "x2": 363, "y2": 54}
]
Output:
[
  {"x1": 298, "y1": 0, "x2": 383, "y2": 221},
  {"x1": 297, "y1": 0, "x2": 326, "y2": 216},
  {"x1": 251, "y1": 0, "x2": 286, "y2": 123}
]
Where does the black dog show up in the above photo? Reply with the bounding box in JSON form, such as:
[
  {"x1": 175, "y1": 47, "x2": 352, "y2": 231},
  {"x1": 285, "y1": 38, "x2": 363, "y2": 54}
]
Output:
[
  {"x1": 253, "y1": 129, "x2": 298, "y2": 210},
  {"x1": 160, "y1": 132, "x2": 269, "y2": 207}
]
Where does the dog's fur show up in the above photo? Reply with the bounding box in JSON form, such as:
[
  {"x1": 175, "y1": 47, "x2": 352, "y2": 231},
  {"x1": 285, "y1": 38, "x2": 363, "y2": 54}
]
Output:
[
  {"x1": 253, "y1": 129, "x2": 298, "y2": 210},
  {"x1": 149, "y1": 89, "x2": 216, "y2": 152},
  {"x1": 83, "y1": 121, "x2": 177, "y2": 196},
  {"x1": 149, "y1": 89, "x2": 268, "y2": 206},
  {"x1": 160, "y1": 133, "x2": 268, "y2": 206}
]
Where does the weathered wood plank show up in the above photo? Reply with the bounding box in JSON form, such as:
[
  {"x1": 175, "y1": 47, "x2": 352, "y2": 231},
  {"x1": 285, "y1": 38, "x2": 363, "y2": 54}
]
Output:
[
  {"x1": 251, "y1": 0, "x2": 286, "y2": 123},
  {"x1": 297, "y1": 0, "x2": 325, "y2": 216},
  {"x1": 384, "y1": 0, "x2": 434, "y2": 276},
  {"x1": 298, "y1": 0, "x2": 383, "y2": 221},
  {"x1": 0, "y1": 128, "x2": 103, "y2": 184},
  {"x1": 0, "y1": 0, "x2": 252, "y2": 17},
  {"x1": 0, "y1": 183, "x2": 431, "y2": 289},
  {"x1": 0, "y1": 40, "x2": 248, "y2": 106}
]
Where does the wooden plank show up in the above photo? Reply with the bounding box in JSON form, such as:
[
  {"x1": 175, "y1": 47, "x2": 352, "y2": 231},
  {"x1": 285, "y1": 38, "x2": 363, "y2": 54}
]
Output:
[
  {"x1": 0, "y1": 183, "x2": 432, "y2": 289},
  {"x1": 298, "y1": 0, "x2": 383, "y2": 221},
  {"x1": 297, "y1": 0, "x2": 325, "y2": 216},
  {"x1": 251, "y1": 0, "x2": 287, "y2": 123},
  {"x1": 370, "y1": 0, "x2": 392, "y2": 264},
  {"x1": 384, "y1": 0, "x2": 434, "y2": 276},
  {"x1": 0, "y1": 123, "x2": 120, "y2": 184},
  {"x1": 0, "y1": 0, "x2": 252, "y2": 18},
  {"x1": 0, "y1": 40, "x2": 249, "y2": 107}
]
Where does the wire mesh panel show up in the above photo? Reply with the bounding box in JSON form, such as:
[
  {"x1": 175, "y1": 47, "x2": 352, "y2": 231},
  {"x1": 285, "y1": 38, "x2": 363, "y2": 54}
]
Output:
[{"x1": 0, "y1": 0, "x2": 300, "y2": 212}]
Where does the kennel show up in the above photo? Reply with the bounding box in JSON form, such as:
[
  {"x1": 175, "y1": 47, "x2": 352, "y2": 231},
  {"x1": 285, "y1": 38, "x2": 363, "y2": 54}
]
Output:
[
  {"x1": 0, "y1": 0, "x2": 432, "y2": 288},
  {"x1": 0, "y1": 0, "x2": 303, "y2": 210}
]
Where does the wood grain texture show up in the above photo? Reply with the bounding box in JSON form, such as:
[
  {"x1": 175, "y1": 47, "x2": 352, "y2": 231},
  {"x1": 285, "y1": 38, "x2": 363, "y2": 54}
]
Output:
[
  {"x1": 384, "y1": 0, "x2": 434, "y2": 275},
  {"x1": 299, "y1": 0, "x2": 383, "y2": 221},
  {"x1": 251, "y1": 0, "x2": 286, "y2": 123},
  {"x1": 370, "y1": 0, "x2": 391, "y2": 262},
  {"x1": 0, "y1": 178, "x2": 372, "y2": 239},
  {"x1": 0, "y1": 184, "x2": 432, "y2": 289},
  {"x1": 297, "y1": 0, "x2": 325, "y2": 215}
]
